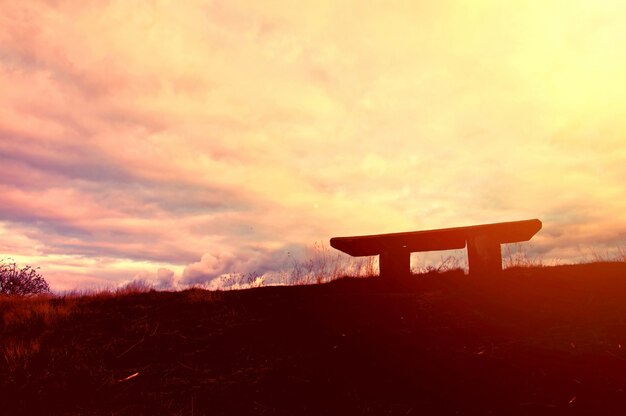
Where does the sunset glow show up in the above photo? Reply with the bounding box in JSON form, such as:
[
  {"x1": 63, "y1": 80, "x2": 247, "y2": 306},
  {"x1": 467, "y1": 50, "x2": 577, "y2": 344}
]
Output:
[{"x1": 1, "y1": 0, "x2": 625, "y2": 290}]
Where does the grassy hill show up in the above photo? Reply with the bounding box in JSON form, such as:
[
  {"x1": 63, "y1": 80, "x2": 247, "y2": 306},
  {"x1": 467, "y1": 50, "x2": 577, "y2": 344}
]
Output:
[{"x1": 2, "y1": 262, "x2": 626, "y2": 415}]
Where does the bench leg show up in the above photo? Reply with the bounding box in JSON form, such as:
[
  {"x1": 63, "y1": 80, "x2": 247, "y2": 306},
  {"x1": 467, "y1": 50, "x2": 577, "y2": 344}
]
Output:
[
  {"x1": 379, "y1": 248, "x2": 411, "y2": 279},
  {"x1": 467, "y1": 236, "x2": 502, "y2": 276}
]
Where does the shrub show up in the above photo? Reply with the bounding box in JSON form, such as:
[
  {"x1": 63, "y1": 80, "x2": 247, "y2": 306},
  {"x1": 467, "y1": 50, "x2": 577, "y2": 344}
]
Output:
[{"x1": 0, "y1": 261, "x2": 50, "y2": 296}]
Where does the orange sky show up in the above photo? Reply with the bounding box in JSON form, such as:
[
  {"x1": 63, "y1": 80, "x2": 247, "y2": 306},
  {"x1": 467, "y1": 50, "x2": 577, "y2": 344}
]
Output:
[{"x1": 1, "y1": 0, "x2": 625, "y2": 291}]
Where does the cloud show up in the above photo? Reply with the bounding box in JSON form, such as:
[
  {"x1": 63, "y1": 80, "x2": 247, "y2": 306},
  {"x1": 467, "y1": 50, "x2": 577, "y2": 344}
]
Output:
[
  {"x1": 130, "y1": 267, "x2": 176, "y2": 291},
  {"x1": 180, "y1": 244, "x2": 302, "y2": 286},
  {"x1": 155, "y1": 268, "x2": 176, "y2": 290},
  {"x1": 181, "y1": 253, "x2": 237, "y2": 285},
  {"x1": 2, "y1": 0, "x2": 626, "y2": 290}
]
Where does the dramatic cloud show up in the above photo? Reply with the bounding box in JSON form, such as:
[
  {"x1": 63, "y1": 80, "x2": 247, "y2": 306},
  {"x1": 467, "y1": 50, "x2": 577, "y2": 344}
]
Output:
[
  {"x1": 2, "y1": 0, "x2": 626, "y2": 290},
  {"x1": 130, "y1": 267, "x2": 176, "y2": 291},
  {"x1": 181, "y1": 244, "x2": 304, "y2": 285}
]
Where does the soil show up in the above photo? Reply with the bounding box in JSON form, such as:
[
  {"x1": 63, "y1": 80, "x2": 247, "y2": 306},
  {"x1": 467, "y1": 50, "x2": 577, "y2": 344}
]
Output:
[{"x1": 2, "y1": 262, "x2": 626, "y2": 415}]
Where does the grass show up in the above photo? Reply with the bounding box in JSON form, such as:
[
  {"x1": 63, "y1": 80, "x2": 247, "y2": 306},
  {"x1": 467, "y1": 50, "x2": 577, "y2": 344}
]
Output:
[
  {"x1": 288, "y1": 241, "x2": 378, "y2": 285},
  {"x1": 182, "y1": 240, "x2": 563, "y2": 290},
  {"x1": 1, "y1": 295, "x2": 70, "y2": 373},
  {"x1": 2, "y1": 261, "x2": 626, "y2": 414},
  {"x1": 107, "y1": 242, "x2": 626, "y2": 291},
  {"x1": 0, "y1": 246, "x2": 375, "y2": 395},
  {"x1": 190, "y1": 241, "x2": 378, "y2": 290},
  {"x1": 583, "y1": 245, "x2": 626, "y2": 264},
  {"x1": 0, "y1": 283, "x2": 161, "y2": 394}
]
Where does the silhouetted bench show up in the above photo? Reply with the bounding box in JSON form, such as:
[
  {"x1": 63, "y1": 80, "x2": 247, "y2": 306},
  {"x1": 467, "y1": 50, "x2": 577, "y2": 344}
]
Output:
[{"x1": 330, "y1": 219, "x2": 542, "y2": 278}]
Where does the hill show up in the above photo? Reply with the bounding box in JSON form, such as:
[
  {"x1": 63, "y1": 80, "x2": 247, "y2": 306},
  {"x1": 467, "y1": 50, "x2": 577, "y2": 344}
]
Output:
[{"x1": 2, "y1": 262, "x2": 626, "y2": 415}]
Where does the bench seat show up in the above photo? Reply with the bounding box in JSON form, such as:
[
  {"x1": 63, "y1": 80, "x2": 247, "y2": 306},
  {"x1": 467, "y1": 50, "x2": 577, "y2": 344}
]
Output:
[{"x1": 330, "y1": 219, "x2": 542, "y2": 278}]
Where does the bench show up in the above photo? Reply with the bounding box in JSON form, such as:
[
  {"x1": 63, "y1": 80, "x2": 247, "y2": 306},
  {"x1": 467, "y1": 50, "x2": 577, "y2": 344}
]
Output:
[{"x1": 330, "y1": 219, "x2": 542, "y2": 278}]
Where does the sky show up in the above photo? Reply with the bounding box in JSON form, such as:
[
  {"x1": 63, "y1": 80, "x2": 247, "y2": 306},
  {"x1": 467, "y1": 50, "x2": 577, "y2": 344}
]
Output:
[{"x1": 1, "y1": 0, "x2": 626, "y2": 291}]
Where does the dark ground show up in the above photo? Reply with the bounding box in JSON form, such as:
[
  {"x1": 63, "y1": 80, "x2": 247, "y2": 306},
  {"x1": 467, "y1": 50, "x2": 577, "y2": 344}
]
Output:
[{"x1": 2, "y1": 262, "x2": 626, "y2": 415}]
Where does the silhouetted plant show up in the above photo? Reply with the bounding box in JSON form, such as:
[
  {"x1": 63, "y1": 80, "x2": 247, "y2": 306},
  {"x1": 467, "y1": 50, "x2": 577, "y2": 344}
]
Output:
[
  {"x1": 417, "y1": 254, "x2": 466, "y2": 274},
  {"x1": 0, "y1": 260, "x2": 50, "y2": 296},
  {"x1": 583, "y1": 245, "x2": 626, "y2": 264},
  {"x1": 502, "y1": 243, "x2": 544, "y2": 269}
]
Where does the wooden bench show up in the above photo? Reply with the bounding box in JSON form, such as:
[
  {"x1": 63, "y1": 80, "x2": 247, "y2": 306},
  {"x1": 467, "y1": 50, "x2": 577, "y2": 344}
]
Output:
[{"x1": 330, "y1": 219, "x2": 542, "y2": 278}]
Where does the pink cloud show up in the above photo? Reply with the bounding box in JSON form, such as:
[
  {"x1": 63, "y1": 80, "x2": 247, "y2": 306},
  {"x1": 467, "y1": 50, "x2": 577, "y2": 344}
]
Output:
[
  {"x1": 2, "y1": 0, "x2": 626, "y2": 291},
  {"x1": 181, "y1": 244, "x2": 306, "y2": 286}
]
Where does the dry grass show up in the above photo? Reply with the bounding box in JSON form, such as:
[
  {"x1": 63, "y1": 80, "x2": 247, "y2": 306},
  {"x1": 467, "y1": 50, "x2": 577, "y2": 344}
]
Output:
[
  {"x1": 288, "y1": 241, "x2": 373, "y2": 285},
  {"x1": 414, "y1": 251, "x2": 466, "y2": 274},
  {"x1": 2, "y1": 242, "x2": 621, "y2": 386},
  {"x1": 0, "y1": 286, "x2": 229, "y2": 415},
  {"x1": 1, "y1": 295, "x2": 67, "y2": 328},
  {"x1": 1, "y1": 295, "x2": 72, "y2": 386},
  {"x1": 2, "y1": 259, "x2": 626, "y2": 415},
  {"x1": 289, "y1": 245, "x2": 378, "y2": 285},
  {"x1": 502, "y1": 243, "x2": 546, "y2": 269},
  {"x1": 2, "y1": 262, "x2": 626, "y2": 415},
  {"x1": 0, "y1": 281, "x2": 163, "y2": 392},
  {"x1": 583, "y1": 245, "x2": 626, "y2": 264}
]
